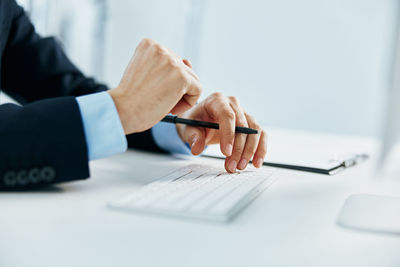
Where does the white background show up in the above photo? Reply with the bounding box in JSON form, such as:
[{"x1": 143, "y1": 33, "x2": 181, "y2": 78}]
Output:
[{"x1": 4, "y1": 0, "x2": 398, "y2": 137}]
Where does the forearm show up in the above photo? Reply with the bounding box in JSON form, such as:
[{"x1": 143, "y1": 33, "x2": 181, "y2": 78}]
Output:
[
  {"x1": 77, "y1": 92, "x2": 191, "y2": 161},
  {"x1": 0, "y1": 97, "x2": 89, "y2": 190}
]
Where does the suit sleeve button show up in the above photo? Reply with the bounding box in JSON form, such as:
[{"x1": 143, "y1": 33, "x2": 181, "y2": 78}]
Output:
[
  {"x1": 17, "y1": 170, "x2": 29, "y2": 185},
  {"x1": 3, "y1": 171, "x2": 17, "y2": 186},
  {"x1": 41, "y1": 167, "x2": 55, "y2": 182},
  {"x1": 28, "y1": 168, "x2": 40, "y2": 184}
]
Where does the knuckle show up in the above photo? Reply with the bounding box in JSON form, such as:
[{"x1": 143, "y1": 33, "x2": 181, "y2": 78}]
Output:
[
  {"x1": 141, "y1": 38, "x2": 153, "y2": 47},
  {"x1": 237, "y1": 118, "x2": 248, "y2": 127},
  {"x1": 246, "y1": 113, "x2": 256, "y2": 123},
  {"x1": 175, "y1": 70, "x2": 189, "y2": 88},
  {"x1": 224, "y1": 109, "x2": 235, "y2": 120},
  {"x1": 258, "y1": 148, "x2": 267, "y2": 157},
  {"x1": 223, "y1": 129, "x2": 235, "y2": 139},
  {"x1": 232, "y1": 149, "x2": 243, "y2": 158},
  {"x1": 246, "y1": 139, "x2": 258, "y2": 152},
  {"x1": 167, "y1": 57, "x2": 178, "y2": 67},
  {"x1": 177, "y1": 69, "x2": 187, "y2": 80},
  {"x1": 211, "y1": 92, "x2": 224, "y2": 99},
  {"x1": 152, "y1": 41, "x2": 161, "y2": 48},
  {"x1": 228, "y1": 95, "x2": 239, "y2": 104},
  {"x1": 262, "y1": 130, "x2": 268, "y2": 140},
  {"x1": 247, "y1": 144, "x2": 258, "y2": 154},
  {"x1": 154, "y1": 44, "x2": 166, "y2": 55},
  {"x1": 195, "y1": 83, "x2": 203, "y2": 94},
  {"x1": 242, "y1": 149, "x2": 255, "y2": 160},
  {"x1": 253, "y1": 122, "x2": 262, "y2": 131}
]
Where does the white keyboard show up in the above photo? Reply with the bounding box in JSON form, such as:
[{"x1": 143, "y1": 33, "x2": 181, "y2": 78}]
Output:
[{"x1": 108, "y1": 164, "x2": 277, "y2": 222}]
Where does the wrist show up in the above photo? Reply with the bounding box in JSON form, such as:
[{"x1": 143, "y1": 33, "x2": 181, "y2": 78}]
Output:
[{"x1": 108, "y1": 89, "x2": 136, "y2": 135}]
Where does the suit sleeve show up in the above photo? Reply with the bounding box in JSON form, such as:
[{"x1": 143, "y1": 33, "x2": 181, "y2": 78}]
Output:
[
  {"x1": 1, "y1": 1, "x2": 107, "y2": 102},
  {"x1": 0, "y1": 97, "x2": 89, "y2": 190},
  {"x1": 0, "y1": 1, "x2": 168, "y2": 153},
  {"x1": 0, "y1": 1, "x2": 162, "y2": 190}
]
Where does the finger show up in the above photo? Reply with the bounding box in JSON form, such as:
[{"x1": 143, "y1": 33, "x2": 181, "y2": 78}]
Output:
[
  {"x1": 165, "y1": 48, "x2": 198, "y2": 80},
  {"x1": 170, "y1": 76, "x2": 202, "y2": 114},
  {"x1": 184, "y1": 78, "x2": 202, "y2": 107},
  {"x1": 181, "y1": 58, "x2": 199, "y2": 80},
  {"x1": 170, "y1": 97, "x2": 194, "y2": 115},
  {"x1": 182, "y1": 59, "x2": 193, "y2": 68},
  {"x1": 203, "y1": 93, "x2": 235, "y2": 157},
  {"x1": 165, "y1": 46, "x2": 199, "y2": 80},
  {"x1": 166, "y1": 47, "x2": 180, "y2": 59},
  {"x1": 252, "y1": 129, "x2": 268, "y2": 168},
  {"x1": 181, "y1": 62, "x2": 199, "y2": 80},
  {"x1": 183, "y1": 126, "x2": 206, "y2": 155},
  {"x1": 237, "y1": 113, "x2": 261, "y2": 170},
  {"x1": 224, "y1": 97, "x2": 248, "y2": 173}
]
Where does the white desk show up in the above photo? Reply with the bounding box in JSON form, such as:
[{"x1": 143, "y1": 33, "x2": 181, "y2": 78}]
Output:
[{"x1": 1, "y1": 128, "x2": 400, "y2": 267}]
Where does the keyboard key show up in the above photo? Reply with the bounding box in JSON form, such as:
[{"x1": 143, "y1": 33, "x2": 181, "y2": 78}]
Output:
[{"x1": 108, "y1": 164, "x2": 277, "y2": 222}]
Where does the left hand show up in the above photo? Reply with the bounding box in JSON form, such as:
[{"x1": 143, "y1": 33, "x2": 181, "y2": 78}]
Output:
[{"x1": 176, "y1": 92, "x2": 267, "y2": 173}]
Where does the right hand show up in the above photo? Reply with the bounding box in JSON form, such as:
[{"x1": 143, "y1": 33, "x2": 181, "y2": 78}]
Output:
[{"x1": 108, "y1": 38, "x2": 202, "y2": 134}]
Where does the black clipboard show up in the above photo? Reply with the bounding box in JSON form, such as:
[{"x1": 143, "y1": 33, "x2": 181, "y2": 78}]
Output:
[{"x1": 202, "y1": 151, "x2": 369, "y2": 175}]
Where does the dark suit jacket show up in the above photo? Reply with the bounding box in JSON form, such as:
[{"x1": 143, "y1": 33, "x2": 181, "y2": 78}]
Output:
[{"x1": 0, "y1": 0, "x2": 165, "y2": 190}]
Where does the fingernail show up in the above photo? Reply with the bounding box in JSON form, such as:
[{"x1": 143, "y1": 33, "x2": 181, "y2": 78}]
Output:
[
  {"x1": 228, "y1": 160, "x2": 237, "y2": 173},
  {"x1": 238, "y1": 158, "x2": 247, "y2": 170},
  {"x1": 225, "y1": 144, "x2": 233, "y2": 156},
  {"x1": 190, "y1": 134, "x2": 198, "y2": 147},
  {"x1": 254, "y1": 157, "x2": 264, "y2": 168}
]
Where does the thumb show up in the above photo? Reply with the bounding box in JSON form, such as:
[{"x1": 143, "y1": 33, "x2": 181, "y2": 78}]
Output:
[
  {"x1": 170, "y1": 97, "x2": 193, "y2": 115},
  {"x1": 185, "y1": 126, "x2": 206, "y2": 155}
]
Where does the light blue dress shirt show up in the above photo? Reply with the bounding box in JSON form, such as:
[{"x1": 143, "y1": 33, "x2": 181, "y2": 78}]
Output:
[{"x1": 76, "y1": 92, "x2": 190, "y2": 160}]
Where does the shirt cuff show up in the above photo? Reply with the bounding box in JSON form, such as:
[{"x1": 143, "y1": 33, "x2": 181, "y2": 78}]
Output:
[
  {"x1": 151, "y1": 121, "x2": 192, "y2": 154},
  {"x1": 76, "y1": 92, "x2": 127, "y2": 160}
]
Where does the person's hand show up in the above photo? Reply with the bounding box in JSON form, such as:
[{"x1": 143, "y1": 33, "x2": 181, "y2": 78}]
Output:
[
  {"x1": 108, "y1": 38, "x2": 202, "y2": 134},
  {"x1": 176, "y1": 92, "x2": 267, "y2": 173}
]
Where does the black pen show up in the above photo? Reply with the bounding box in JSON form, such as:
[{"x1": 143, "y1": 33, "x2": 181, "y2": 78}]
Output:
[{"x1": 161, "y1": 115, "x2": 258, "y2": 134}]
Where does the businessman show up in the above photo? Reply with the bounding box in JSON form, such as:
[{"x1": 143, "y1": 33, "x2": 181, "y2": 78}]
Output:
[{"x1": 0, "y1": 0, "x2": 267, "y2": 190}]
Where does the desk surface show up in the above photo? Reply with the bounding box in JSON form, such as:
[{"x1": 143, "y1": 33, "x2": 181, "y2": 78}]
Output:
[{"x1": 1, "y1": 128, "x2": 400, "y2": 267}]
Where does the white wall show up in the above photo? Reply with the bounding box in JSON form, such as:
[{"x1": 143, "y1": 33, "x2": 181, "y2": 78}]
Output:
[
  {"x1": 103, "y1": 0, "x2": 193, "y2": 87},
  {"x1": 8, "y1": 0, "x2": 399, "y2": 137},
  {"x1": 103, "y1": 0, "x2": 397, "y2": 137},
  {"x1": 16, "y1": 0, "x2": 106, "y2": 78}
]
